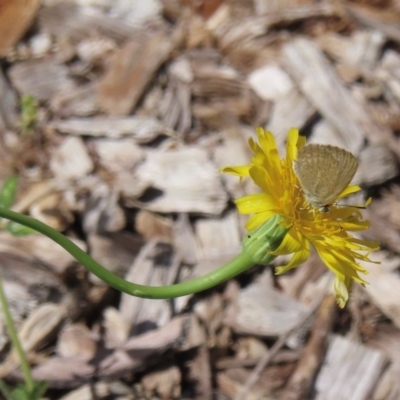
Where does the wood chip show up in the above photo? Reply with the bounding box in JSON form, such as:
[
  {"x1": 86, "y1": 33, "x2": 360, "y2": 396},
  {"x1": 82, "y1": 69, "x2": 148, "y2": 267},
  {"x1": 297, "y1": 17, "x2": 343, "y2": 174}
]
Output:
[
  {"x1": 27, "y1": 315, "x2": 189, "y2": 388},
  {"x1": 58, "y1": 383, "x2": 110, "y2": 400},
  {"x1": 282, "y1": 38, "x2": 391, "y2": 154},
  {"x1": 225, "y1": 271, "x2": 310, "y2": 337},
  {"x1": 0, "y1": 68, "x2": 18, "y2": 131},
  {"x1": 97, "y1": 30, "x2": 174, "y2": 115},
  {"x1": 119, "y1": 240, "x2": 179, "y2": 331},
  {"x1": 0, "y1": 0, "x2": 41, "y2": 56},
  {"x1": 362, "y1": 252, "x2": 400, "y2": 329},
  {"x1": 248, "y1": 64, "x2": 294, "y2": 101},
  {"x1": 315, "y1": 335, "x2": 388, "y2": 400},
  {"x1": 9, "y1": 58, "x2": 76, "y2": 101},
  {"x1": 49, "y1": 116, "x2": 169, "y2": 142},
  {"x1": 142, "y1": 365, "x2": 181, "y2": 400},
  {"x1": 57, "y1": 323, "x2": 97, "y2": 358},
  {"x1": 50, "y1": 136, "x2": 93, "y2": 182},
  {"x1": 136, "y1": 147, "x2": 227, "y2": 214}
]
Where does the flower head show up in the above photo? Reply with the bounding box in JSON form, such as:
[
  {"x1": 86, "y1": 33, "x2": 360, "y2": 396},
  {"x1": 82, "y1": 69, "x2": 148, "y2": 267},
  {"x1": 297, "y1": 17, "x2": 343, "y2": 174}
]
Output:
[{"x1": 221, "y1": 127, "x2": 378, "y2": 308}]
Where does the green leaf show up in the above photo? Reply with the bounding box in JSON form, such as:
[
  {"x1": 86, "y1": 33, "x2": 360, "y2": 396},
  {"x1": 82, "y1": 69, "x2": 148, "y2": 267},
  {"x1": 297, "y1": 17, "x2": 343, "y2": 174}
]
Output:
[
  {"x1": 0, "y1": 176, "x2": 18, "y2": 210},
  {"x1": 29, "y1": 381, "x2": 47, "y2": 400},
  {"x1": 10, "y1": 385, "x2": 29, "y2": 400},
  {"x1": 0, "y1": 380, "x2": 13, "y2": 400},
  {"x1": 6, "y1": 222, "x2": 37, "y2": 236}
]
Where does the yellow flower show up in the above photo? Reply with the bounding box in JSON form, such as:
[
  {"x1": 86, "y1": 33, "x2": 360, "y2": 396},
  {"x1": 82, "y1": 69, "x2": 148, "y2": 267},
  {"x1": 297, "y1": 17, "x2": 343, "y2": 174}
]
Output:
[{"x1": 221, "y1": 127, "x2": 379, "y2": 308}]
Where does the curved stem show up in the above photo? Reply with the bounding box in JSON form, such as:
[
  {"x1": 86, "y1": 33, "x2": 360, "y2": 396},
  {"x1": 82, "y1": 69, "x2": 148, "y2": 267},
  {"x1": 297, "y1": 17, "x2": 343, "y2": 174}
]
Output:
[{"x1": 0, "y1": 208, "x2": 266, "y2": 299}]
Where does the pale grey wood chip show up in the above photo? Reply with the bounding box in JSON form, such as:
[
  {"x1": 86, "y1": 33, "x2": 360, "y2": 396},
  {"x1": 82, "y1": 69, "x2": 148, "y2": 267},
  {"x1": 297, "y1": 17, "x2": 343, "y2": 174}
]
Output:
[
  {"x1": 100, "y1": 315, "x2": 188, "y2": 376},
  {"x1": 308, "y1": 119, "x2": 350, "y2": 148},
  {"x1": 80, "y1": 177, "x2": 125, "y2": 234},
  {"x1": 88, "y1": 232, "x2": 143, "y2": 285},
  {"x1": 317, "y1": 31, "x2": 384, "y2": 75},
  {"x1": 282, "y1": 38, "x2": 390, "y2": 154},
  {"x1": 266, "y1": 88, "x2": 315, "y2": 149},
  {"x1": 50, "y1": 84, "x2": 98, "y2": 118},
  {"x1": 115, "y1": 171, "x2": 151, "y2": 200},
  {"x1": 50, "y1": 136, "x2": 93, "y2": 182},
  {"x1": 0, "y1": 69, "x2": 18, "y2": 131},
  {"x1": 29, "y1": 192, "x2": 74, "y2": 231},
  {"x1": 0, "y1": 253, "x2": 66, "y2": 351},
  {"x1": 345, "y1": 3, "x2": 400, "y2": 44},
  {"x1": 119, "y1": 240, "x2": 178, "y2": 331},
  {"x1": 194, "y1": 210, "x2": 241, "y2": 266},
  {"x1": 58, "y1": 383, "x2": 110, "y2": 400},
  {"x1": 225, "y1": 271, "x2": 310, "y2": 337},
  {"x1": 91, "y1": 138, "x2": 144, "y2": 172},
  {"x1": 367, "y1": 326, "x2": 400, "y2": 400},
  {"x1": 0, "y1": 302, "x2": 68, "y2": 378},
  {"x1": 173, "y1": 213, "x2": 198, "y2": 265},
  {"x1": 28, "y1": 355, "x2": 96, "y2": 388},
  {"x1": 254, "y1": 1, "x2": 338, "y2": 21},
  {"x1": 315, "y1": 335, "x2": 388, "y2": 400},
  {"x1": 247, "y1": 64, "x2": 294, "y2": 101},
  {"x1": 9, "y1": 59, "x2": 76, "y2": 101},
  {"x1": 0, "y1": 231, "x2": 86, "y2": 274},
  {"x1": 38, "y1": 3, "x2": 138, "y2": 43},
  {"x1": 161, "y1": 77, "x2": 192, "y2": 135},
  {"x1": 49, "y1": 116, "x2": 169, "y2": 142},
  {"x1": 97, "y1": 31, "x2": 174, "y2": 115},
  {"x1": 362, "y1": 252, "x2": 400, "y2": 330},
  {"x1": 184, "y1": 344, "x2": 212, "y2": 400},
  {"x1": 76, "y1": 36, "x2": 117, "y2": 64},
  {"x1": 142, "y1": 365, "x2": 181, "y2": 400},
  {"x1": 191, "y1": 64, "x2": 245, "y2": 98},
  {"x1": 28, "y1": 315, "x2": 189, "y2": 387},
  {"x1": 136, "y1": 147, "x2": 228, "y2": 214},
  {"x1": 377, "y1": 50, "x2": 400, "y2": 105},
  {"x1": 57, "y1": 323, "x2": 97, "y2": 358},
  {"x1": 18, "y1": 303, "x2": 68, "y2": 354},
  {"x1": 109, "y1": 0, "x2": 163, "y2": 27},
  {"x1": 103, "y1": 307, "x2": 131, "y2": 349},
  {"x1": 358, "y1": 144, "x2": 398, "y2": 186},
  {"x1": 135, "y1": 210, "x2": 173, "y2": 241}
]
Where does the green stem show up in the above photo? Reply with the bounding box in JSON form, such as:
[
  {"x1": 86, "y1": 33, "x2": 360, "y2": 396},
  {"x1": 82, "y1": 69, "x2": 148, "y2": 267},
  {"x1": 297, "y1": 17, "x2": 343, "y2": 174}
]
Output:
[
  {"x1": 0, "y1": 208, "x2": 270, "y2": 299},
  {"x1": 0, "y1": 274, "x2": 34, "y2": 391}
]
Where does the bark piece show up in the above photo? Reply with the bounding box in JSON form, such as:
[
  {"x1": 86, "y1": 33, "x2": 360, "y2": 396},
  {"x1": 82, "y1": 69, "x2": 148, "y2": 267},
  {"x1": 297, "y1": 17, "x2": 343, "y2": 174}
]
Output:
[
  {"x1": 50, "y1": 136, "x2": 93, "y2": 182},
  {"x1": 57, "y1": 323, "x2": 97, "y2": 358},
  {"x1": 315, "y1": 335, "x2": 388, "y2": 400},
  {"x1": 0, "y1": 69, "x2": 18, "y2": 132},
  {"x1": 9, "y1": 59, "x2": 76, "y2": 101},
  {"x1": 142, "y1": 365, "x2": 181, "y2": 400},
  {"x1": 225, "y1": 271, "x2": 310, "y2": 337},
  {"x1": 281, "y1": 295, "x2": 337, "y2": 400},
  {"x1": 97, "y1": 31, "x2": 174, "y2": 115},
  {"x1": 119, "y1": 240, "x2": 179, "y2": 333},
  {"x1": 282, "y1": 38, "x2": 392, "y2": 154},
  {"x1": 0, "y1": 0, "x2": 41, "y2": 56},
  {"x1": 136, "y1": 147, "x2": 228, "y2": 214},
  {"x1": 26, "y1": 315, "x2": 189, "y2": 388},
  {"x1": 49, "y1": 116, "x2": 168, "y2": 142}
]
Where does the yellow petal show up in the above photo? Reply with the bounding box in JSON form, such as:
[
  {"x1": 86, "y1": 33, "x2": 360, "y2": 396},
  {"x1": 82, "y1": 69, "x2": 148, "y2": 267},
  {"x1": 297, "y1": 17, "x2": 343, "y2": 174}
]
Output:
[
  {"x1": 245, "y1": 211, "x2": 276, "y2": 230},
  {"x1": 275, "y1": 245, "x2": 310, "y2": 275},
  {"x1": 235, "y1": 193, "x2": 276, "y2": 214},
  {"x1": 220, "y1": 165, "x2": 251, "y2": 177},
  {"x1": 271, "y1": 228, "x2": 305, "y2": 255},
  {"x1": 286, "y1": 128, "x2": 299, "y2": 162},
  {"x1": 334, "y1": 278, "x2": 351, "y2": 308},
  {"x1": 338, "y1": 185, "x2": 361, "y2": 198}
]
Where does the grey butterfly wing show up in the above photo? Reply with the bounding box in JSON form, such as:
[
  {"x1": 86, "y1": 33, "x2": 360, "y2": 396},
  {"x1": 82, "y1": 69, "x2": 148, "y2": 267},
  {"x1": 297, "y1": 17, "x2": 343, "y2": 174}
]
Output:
[{"x1": 293, "y1": 144, "x2": 358, "y2": 207}]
